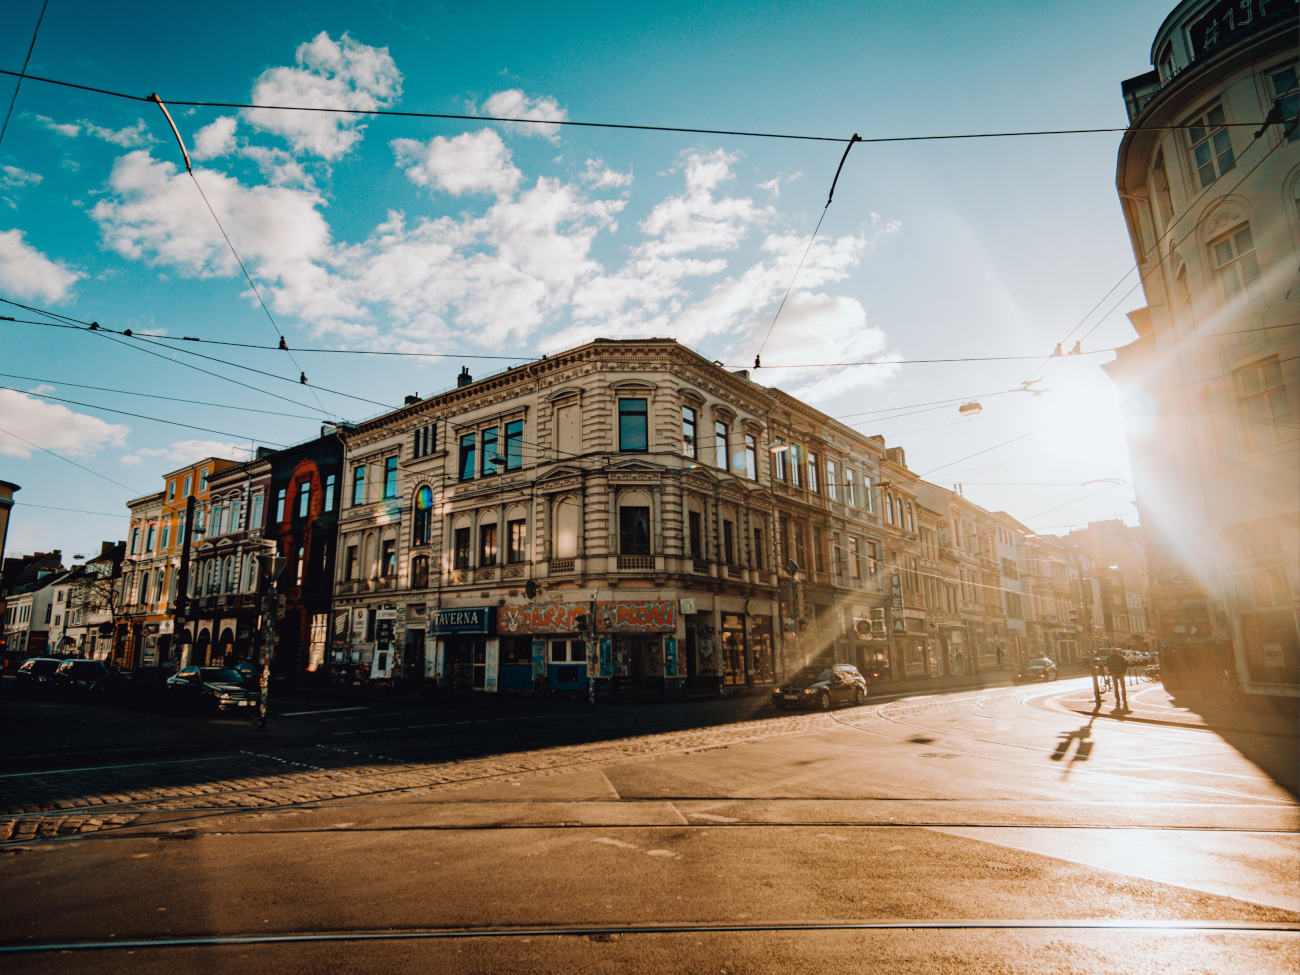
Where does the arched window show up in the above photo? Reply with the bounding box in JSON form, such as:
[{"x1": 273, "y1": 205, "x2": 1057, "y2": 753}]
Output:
[{"x1": 412, "y1": 486, "x2": 433, "y2": 545}]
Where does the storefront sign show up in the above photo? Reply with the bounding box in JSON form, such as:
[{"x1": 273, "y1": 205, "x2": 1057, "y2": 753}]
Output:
[
  {"x1": 498, "y1": 600, "x2": 677, "y2": 635},
  {"x1": 1189, "y1": 0, "x2": 1294, "y2": 59},
  {"x1": 430, "y1": 606, "x2": 493, "y2": 634}
]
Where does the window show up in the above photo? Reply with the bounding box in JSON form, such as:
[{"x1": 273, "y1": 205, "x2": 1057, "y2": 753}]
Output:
[
  {"x1": 323, "y1": 474, "x2": 335, "y2": 512},
  {"x1": 480, "y1": 523, "x2": 498, "y2": 566},
  {"x1": 130, "y1": 528, "x2": 139, "y2": 555},
  {"x1": 298, "y1": 480, "x2": 311, "y2": 518},
  {"x1": 229, "y1": 499, "x2": 241, "y2": 534},
  {"x1": 1235, "y1": 357, "x2": 1291, "y2": 448},
  {"x1": 550, "y1": 638, "x2": 586, "y2": 663},
  {"x1": 199, "y1": 468, "x2": 209, "y2": 491},
  {"x1": 845, "y1": 469, "x2": 857, "y2": 507},
  {"x1": 807, "y1": 452, "x2": 820, "y2": 494},
  {"x1": 296, "y1": 546, "x2": 306, "y2": 587},
  {"x1": 813, "y1": 526, "x2": 825, "y2": 573},
  {"x1": 618, "y1": 398, "x2": 648, "y2": 452},
  {"x1": 146, "y1": 526, "x2": 156, "y2": 551},
  {"x1": 383, "y1": 456, "x2": 398, "y2": 499},
  {"x1": 619, "y1": 505, "x2": 651, "y2": 555},
  {"x1": 183, "y1": 475, "x2": 192, "y2": 496},
  {"x1": 689, "y1": 510, "x2": 704, "y2": 558},
  {"x1": 412, "y1": 423, "x2": 437, "y2": 459},
  {"x1": 1269, "y1": 64, "x2": 1298, "y2": 143},
  {"x1": 773, "y1": 440, "x2": 788, "y2": 481},
  {"x1": 480, "y1": 427, "x2": 499, "y2": 477},
  {"x1": 380, "y1": 539, "x2": 395, "y2": 578},
  {"x1": 275, "y1": 488, "x2": 286, "y2": 523},
  {"x1": 344, "y1": 545, "x2": 358, "y2": 581},
  {"x1": 507, "y1": 519, "x2": 527, "y2": 564},
  {"x1": 848, "y1": 536, "x2": 861, "y2": 580},
  {"x1": 504, "y1": 420, "x2": 523, "y2": 470},
  {"x1": 744, "y1": 435, "x2": 757, "y2": 480},
  {"x1": 752, "y1": 527, "x2": 764, "y2": 570},
  {"x1": 864, "y1": 474, "x2": 875, "y2": 513},
  {"x1": 826, "y1": 460, "x2": 838, "y2": 501},
  {"x1": 411, "y1": 555, "x2": 429, "y2": 589},
  {"x1": 453, "y1": 527, "x2": 471, "y2": 570},
  {"x1": 161, "y1": 524, "x2": 171, "y2": 550},
  {"x1": 790, "y1": 445, "x2": 802, "y2": 487},
  {"x1": 1210, "y1": 224, "x2": 1260, "y2": 301},
  {"x1": 682, "y1": 406, "x2": 697, "y2": 458},
  {"x1": 412, "y1": 486, "x2": 433, "y2": 545},
  {"x1": 722, "y1": 519, "x2": 735, "y2": 565},
  {"x1": 211, "y1": 503, "x2": 223, "y2": 536},
  {"x1": 459, "y1": 433, "x2": 477, "y2": 481},
  {"x1": 1186, "y1": 103, "x2": 1234, "y2": 188},
  {"x1": 167, "y1": 480, "x2": 176, "y2": 501},
  {"x1": 714, "y1": 420, "x2": 728, "y2": 470},
  {"x1": 352, "y1": 465, "x2": 365, "y2": 505},
  {"x1": 250, "y1": 492, "x2": 264, "y2": 532}
]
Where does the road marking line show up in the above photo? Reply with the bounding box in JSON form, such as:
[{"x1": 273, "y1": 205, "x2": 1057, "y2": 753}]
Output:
[{"x1": 278, "y1": 707, "x2": 369, "y2": 717}]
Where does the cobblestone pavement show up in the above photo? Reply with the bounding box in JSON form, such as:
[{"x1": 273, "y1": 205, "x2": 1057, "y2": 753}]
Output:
[{"x1": 0, "y1": 707, "x2": 841, "y2": 843}]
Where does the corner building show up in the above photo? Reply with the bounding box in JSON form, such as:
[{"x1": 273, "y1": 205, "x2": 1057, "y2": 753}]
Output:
[
  {"x1": 333, "y1": 338, "x2": 962, "y2": 698},
  {"x1": 1108, "y1": 0, "x2": 1299, "y2": 696}
]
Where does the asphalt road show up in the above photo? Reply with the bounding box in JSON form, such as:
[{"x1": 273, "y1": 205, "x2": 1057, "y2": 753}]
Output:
[{"x1": 1, "y1": 678, "x2": 1296, "y2": 973}]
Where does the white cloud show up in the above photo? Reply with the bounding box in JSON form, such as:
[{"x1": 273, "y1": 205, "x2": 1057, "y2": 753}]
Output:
[
  {"x1": 582, "y1": 158, "x2": 633, "y2": 189},
  {"x1": 1, "y1": 165, "x2": 41, "y2": 189},
  {"x1": 392, "y1": 129, "x2": 522, "y2": 198},
  {"x1": 245, "y1": 32, "x2": 402, "y2": 160},
  {"x1": 120, "y1": 439, "x2": 254, "y2": 467},
  {"x1": 0, "y1": 229, "x2": 83, "y2": 301},
  {"x1": 0, "y1": 388, "x2": 129, "y2": 459},
  {"x1": 193, "y1": 117, "x2": 238, "y2": 159},
  {"x1": 91, "y1": 150, "x2": 332, "y2": 278},
  {"x1": 638, "y1": 149, "x2": 771, "y2": 258},
  {"x1": 481, "y1": 89, "x2": 568, "y2": 140},
  {"x1": 35, "y1": 114, "x2": 151, "y2": 147}
]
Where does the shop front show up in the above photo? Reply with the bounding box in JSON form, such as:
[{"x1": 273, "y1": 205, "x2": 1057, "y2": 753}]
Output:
[
  {"x1": 497, "y1": 599, "x2": 679, "y2": 700},
  {"x1": 429, "y1": 606, "x2": 496, "y2": 692}
]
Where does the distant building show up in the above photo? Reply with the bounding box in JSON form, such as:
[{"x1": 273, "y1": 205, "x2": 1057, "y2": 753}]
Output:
[{"x1": 1107, "y1": 0, "x2": 1298, "y2": 696}]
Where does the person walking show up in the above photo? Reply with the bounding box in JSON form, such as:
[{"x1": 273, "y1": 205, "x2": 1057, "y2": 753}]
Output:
[{"x1": 1106, "y1": 648, "x2": 1129, "y2": 711}]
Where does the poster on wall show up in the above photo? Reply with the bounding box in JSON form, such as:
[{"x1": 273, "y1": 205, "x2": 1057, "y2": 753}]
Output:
[
  {"x1": 484, "y1": 639, "x2": 499, "y2": 693},
  {"x1": 664, "y1": 636, "x2": 678, "y2": 678},
  {"x1": 370, "y1": 648, "x2": 393, "y2": 679}
]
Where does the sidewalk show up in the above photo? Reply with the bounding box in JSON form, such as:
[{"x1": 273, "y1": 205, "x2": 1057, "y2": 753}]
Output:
[{"x1": 1058, "y1": 677, "x2": 1298, "y2": 737}]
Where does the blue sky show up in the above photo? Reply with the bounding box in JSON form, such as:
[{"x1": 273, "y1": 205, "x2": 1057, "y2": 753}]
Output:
[{"x1": 1, "y1": 0, "x2": 1173, "y2": 561}]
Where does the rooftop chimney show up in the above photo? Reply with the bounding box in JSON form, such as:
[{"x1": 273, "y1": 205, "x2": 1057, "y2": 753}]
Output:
[
  {"x1": 457, "y1": 367, "x2": 473, "y2": 388},
  {"x1": 404, "y1": 394, "x2": 421, "y2": 405}
]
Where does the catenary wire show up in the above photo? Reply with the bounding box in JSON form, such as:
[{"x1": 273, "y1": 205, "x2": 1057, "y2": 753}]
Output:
[
  {"x1": 0, "y1": 0, "x2": 46, "y2": 151},
  {"x1": 0, "y1": 423, "x2": 144, "y2": 494},
  {"x1": 0, "y1": 68, "x2": 1277, "y2": 144}
]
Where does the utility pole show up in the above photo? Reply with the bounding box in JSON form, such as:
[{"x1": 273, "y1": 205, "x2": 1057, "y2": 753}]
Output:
[
  {"x1": 257, "y1": 544, "x2": 286, "y2": 730},
  {"x1": 171, "y1": 495, "x2": 196, "y2": 668}
]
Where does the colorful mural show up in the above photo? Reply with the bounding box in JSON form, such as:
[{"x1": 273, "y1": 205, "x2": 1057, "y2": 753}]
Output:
[{"x1": 497, "y1": 600, "x2": 677, "y2": 635}]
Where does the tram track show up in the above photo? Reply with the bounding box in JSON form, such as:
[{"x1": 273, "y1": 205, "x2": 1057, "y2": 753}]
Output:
[{"x1": 4, "y1": 916, "x2": 1297, "y2": 957}]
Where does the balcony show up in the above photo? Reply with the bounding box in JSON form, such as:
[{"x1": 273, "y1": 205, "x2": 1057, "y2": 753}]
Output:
[
  {"x1": 548, "y1": 559, "x2": 575, "y2": 576},
  {"x1": 617, "y1": 555, "x2": 655, "y2": 572}
]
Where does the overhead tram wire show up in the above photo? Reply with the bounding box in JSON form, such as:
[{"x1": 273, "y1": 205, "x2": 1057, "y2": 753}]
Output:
[
  {"x1": 0, "y1": 297, "x2": 393, "y2": 413},
  {"x1": 0, "y1": 0, "x2": 47, "y2": 151},
  {"x1": 753, "y1": 134, "x2": 861, "y2": 369},
  {"x1": 3, "y1": 385, "x2": 291, "y2": 447},
  {"x1": 0, "y1": 371, "x2": 326, "y2": 422},
  {"x1": 149, "y1": 95, "x2": 326, "y2": 412},
  {"x1": 1025, "y1": 119, "x2": 1293, "y2": 390},
  {"x1": 0, "y1": 424, "x2": 144, "y2": 494},
  {"x1": 0, "y1": 68, "x2": 1276, "y2": 146}
]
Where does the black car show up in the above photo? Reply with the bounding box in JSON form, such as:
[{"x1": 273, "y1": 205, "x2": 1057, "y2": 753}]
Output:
[
  {"x1": 12, "y1": 656, "x2": 63, "y2": 693},
  {"x1": 52, "y1": 658, "x2": 120, "y2": 697},
  {"x1": 1015, "y1": 657, "x2": 1059, "y2": 682},
  {"x1": 773, "y1": 664, "x2": 868, "y2": 711},
  {"x1": 165, "y1": 666, "x2": 258, "y2": 712}
]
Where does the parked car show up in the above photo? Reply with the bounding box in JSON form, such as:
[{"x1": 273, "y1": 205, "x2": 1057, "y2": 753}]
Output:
[
  {"x1": 12, "y1": 656, "x2": 63, "y2": 694},
  {"x1": 1015, "y1": 657, "x2": 1059, "y2": 682},
  {"x1": 52, "y1": 658, "x2": 121, "y2": 697},
  {"x1": 165, "y1": 666, "x2": 258, "y2": 712},
  {"x1": 773, "y1": 664, "x2": 868, "y2": 711}
]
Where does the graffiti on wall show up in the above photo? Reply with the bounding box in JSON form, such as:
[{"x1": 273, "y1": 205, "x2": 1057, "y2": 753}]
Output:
[{"x1": 498, "y1": 600, "x2": 677, "y2": 635}]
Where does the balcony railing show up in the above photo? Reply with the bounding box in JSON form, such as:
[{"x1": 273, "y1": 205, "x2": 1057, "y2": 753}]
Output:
[
  {"x1": 617, "y1": 555, "x2": 655, "y2": 571},
  {"x1": 549, "y1": 558, "x2": 575, "y2": 575}
]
